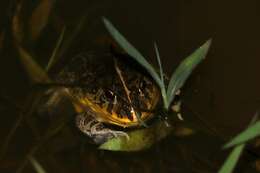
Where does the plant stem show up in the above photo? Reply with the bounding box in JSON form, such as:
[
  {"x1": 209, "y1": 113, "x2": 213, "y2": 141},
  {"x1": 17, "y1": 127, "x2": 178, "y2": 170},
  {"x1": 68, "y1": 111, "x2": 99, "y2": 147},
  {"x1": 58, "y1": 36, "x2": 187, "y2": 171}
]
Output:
[{"x1": 161, "y1": 87, "x2": 168, "y2": 110}]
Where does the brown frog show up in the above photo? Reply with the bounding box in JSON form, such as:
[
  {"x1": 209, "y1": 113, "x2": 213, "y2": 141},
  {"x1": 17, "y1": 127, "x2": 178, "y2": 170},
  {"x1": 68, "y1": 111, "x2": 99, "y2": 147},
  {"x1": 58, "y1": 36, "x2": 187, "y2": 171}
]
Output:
[{"x1": 44, "y1": 51, "x2": 160, "y2": 144}]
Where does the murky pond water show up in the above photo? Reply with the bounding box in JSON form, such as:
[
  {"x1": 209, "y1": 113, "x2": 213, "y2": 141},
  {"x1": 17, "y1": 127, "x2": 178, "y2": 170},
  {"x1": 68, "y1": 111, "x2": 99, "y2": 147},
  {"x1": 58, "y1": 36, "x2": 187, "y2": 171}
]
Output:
[{"x1": 0, "y1": 0, "x2": 259, "y2": 172}]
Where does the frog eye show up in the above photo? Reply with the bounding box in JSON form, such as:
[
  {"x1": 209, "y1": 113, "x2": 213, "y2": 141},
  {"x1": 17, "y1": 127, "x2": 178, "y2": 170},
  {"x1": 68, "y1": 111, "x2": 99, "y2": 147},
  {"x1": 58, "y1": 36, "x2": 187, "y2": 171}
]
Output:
[{"x1": 104, "y1": 89, "x2": 115, "y2": 101}]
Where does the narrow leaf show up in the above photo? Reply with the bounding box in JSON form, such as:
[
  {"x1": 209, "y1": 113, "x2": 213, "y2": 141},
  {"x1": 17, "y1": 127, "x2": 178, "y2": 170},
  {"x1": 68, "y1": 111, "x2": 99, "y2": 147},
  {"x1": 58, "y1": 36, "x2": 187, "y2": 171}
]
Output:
[
  {"x1": 218, "y1": 114, "x2": 258, "y2": 173},
  {"x1": 154, "y1": 42, "x2": 167, "y2": 108},
  {"x1": 224, "y1": 120, "x2": 260, "y2": 148},
  {"x1": 17, "y1": 46, "x2": 50, "y2": 83},
  {"x1": 154, "y1": 43, "x2": 164, "y2": 84},
  {"x1": 45, "y1": 26, "x2": 66, "y2": 71},
  {"x1": 12, "y1": 2, "x2": 24, "y2": 44},
  {"x1": 29, "y1": 0, "x2": 54, "y2": 41},
  {"x1": 56, "y1": 15, "x2": 86, "y2": 60},
  {"x1": 28, "y1": 156, "x2": 47, "y2": 173},
  {"x1": 218, "y1": 144, "x2": 245, "y2": 173},
  {"x1": 102, "y1": 17, "x2": 163, "y2": 89},
  {"x1": 166, "y1": 39, "x2": 211, "y2": 108}
]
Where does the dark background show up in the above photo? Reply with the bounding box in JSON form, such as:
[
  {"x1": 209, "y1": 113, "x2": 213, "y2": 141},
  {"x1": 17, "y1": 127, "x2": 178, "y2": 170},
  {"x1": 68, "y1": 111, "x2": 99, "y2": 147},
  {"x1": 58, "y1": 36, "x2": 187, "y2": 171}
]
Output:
[{"x1": 0, "y1": 0, "x2": 259, "y2": 172}]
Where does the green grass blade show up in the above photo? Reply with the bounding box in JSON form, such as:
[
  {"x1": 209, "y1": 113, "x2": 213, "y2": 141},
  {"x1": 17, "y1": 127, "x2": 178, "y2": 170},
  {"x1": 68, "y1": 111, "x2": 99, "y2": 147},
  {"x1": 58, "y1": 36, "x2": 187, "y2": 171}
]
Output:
[
  {"x1": 166, "y1": 39, "x2": 211, "y2": 108},
  {"x1": 45, "y1": 26, "x2": 66, "y2": 72},
  {"x1": 218, "y1": 144, "x2": 245, "y2": 173},
  {"x1": 102, "y1": 17, "x2": 163, "y2": 89},
  {"x1": 223, "y1": 120, "x2": 260, "y2": 148},
  {"x1": 154, "y1": 42, "x2": 164, "y2": 85},
  {"x1": 154, "y1": 42, "x2": 167, "y2": 108},
  {"x1": 218, "y1": 114, "x2": 258, "y2": 173},
  {"x1": 28, "y1": 156, "x2": 47, "y2": 173}
]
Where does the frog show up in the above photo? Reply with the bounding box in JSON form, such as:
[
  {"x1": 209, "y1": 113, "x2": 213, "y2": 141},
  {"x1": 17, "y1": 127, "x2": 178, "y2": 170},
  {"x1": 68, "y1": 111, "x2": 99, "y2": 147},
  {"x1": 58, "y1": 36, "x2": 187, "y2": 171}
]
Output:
[{"x1": 43, "y1": 50, "x2": 160, "y2": 144}]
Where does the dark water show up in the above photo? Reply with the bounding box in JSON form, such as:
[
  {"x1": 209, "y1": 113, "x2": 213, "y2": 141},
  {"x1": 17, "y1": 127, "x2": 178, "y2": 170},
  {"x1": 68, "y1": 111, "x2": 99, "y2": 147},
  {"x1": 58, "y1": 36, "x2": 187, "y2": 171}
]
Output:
[{"x1": 0, "y1": 0, "x2": 259, "y2": 172}]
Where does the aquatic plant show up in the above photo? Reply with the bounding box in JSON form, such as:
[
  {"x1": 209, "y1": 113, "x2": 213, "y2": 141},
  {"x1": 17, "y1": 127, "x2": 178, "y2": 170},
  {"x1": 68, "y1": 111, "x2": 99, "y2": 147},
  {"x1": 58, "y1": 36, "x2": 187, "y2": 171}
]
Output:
[
  {"x1": 219, "y1": 114, "x2": 260, "y2": 173},
  {"x1": 3, "y1": 2, "x2": 259, "y2": 170},
  {"x1": 97, "y1": 17, "x2": 211, "y2": 151},
  {"x1": 102, "y1": 19, "x2": 260, "y2": 172},
  {"x1": 103, "y1": 17, "x2": 211, "y2": 111}
]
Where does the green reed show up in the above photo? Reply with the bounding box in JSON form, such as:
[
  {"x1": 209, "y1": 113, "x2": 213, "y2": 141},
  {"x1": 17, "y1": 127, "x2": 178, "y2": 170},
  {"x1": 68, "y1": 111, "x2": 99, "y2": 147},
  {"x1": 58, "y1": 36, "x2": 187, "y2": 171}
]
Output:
[{"x1": 103, "y1": 17, "x2": 211, "y2": 111}]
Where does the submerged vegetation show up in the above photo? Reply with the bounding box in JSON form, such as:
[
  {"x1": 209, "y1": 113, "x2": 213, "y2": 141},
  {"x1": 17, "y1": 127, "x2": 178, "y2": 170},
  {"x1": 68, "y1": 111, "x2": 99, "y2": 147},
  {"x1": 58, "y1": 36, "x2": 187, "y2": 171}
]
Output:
[{"x1": 0, "y1": 1, "x2": 259, "y2": 173}]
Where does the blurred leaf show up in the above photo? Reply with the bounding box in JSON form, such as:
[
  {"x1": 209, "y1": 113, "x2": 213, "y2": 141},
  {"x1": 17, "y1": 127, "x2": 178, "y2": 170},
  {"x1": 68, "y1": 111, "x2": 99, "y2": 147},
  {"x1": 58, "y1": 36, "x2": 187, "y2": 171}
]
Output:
[
  {"x1": 224, "y1": 120, "x2": 260, "y2": 149},
  {"x1": 15, "y1": 100, "x2": 71, "y2": 173},
  {"x1": 55, "y1": 15, "x2": 86, "y2": 60},
  {"x1": 0, "y1": 90, "x2": 46, "y2": 161},
  {"x1": 12, "y1": 2, "x2": 24, "y2": 44},
  {"x1": 218, "y1": 143, "x2": 245, "y2": 173},
  {"x1": 255, "y1": 160, "x2": 260, "y2": 172},
  {"x1": 17, "y1": 46, "x2": 50, "y2": 83},
  {"x1": 173, "y1": 126, "x2": 195, "y2": 137},
  {"x1": 29, "y1": 0, "x2": 54, "y2": 41},
  {"x1": 99, "y1": 121, "x2": 173, "y2": 151},
  {"x1": 166, "y1": 39, "x2": 211, "y2": 108},
  {"x1": 28, "y1": 156, "x2": 47, "y2": 173},
  {"x1": 102, "y1": 17, "x2": 163, "y2": 89},
  {"x1": 254, "y1": 137, "x2": 260, "y2": 147},
  {"x1": 45, "y1": 26, "x2": 66, "y2": 71}
]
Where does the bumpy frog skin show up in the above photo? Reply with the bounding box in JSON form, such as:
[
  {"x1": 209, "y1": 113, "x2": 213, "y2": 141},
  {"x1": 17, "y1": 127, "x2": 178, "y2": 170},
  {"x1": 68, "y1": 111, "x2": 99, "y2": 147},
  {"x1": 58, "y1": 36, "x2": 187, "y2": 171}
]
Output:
[{"x1": 44, "y1": 51, "x2": 160, "y2": 144}]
